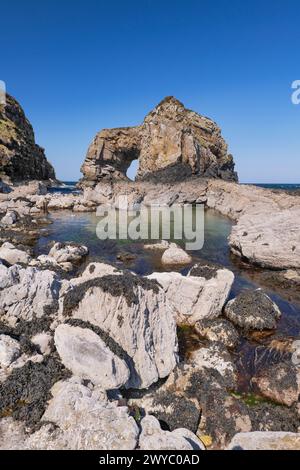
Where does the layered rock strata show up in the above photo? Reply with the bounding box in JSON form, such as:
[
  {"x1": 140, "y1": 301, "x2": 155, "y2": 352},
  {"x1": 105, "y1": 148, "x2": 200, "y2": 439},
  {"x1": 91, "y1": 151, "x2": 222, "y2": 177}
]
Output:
[
  {"x1": 0, "y1": 94, "x2": 55, "y2": 183},
  {"x1": 81, "y1": 96, "x2": 237, "y2": 184}
]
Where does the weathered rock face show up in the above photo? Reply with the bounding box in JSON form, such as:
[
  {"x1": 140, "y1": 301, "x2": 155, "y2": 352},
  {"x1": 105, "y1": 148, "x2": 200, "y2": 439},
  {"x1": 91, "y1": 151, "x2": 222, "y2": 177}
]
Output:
[
  {"x1": 0, "y1": 264, "x2": 61, "y2": 326},
  {"x1": 59, "y1": 263, "x2": 178, "y2": 389},
  {"x1": 80, "y1": 96, "x2": 237, "y2": 184},
  {"x1": 148, "y1": 265, "x2": 234, "y2": 325},
  {"x1": 0, "y1": 94, "x2": 55, "y2": 183},
  {"x1": 54, "y1": 324, "x2": 130, "y2": 389},
  {"x1": 0, "y1": 379, "x2": 140, "y2": 450}
]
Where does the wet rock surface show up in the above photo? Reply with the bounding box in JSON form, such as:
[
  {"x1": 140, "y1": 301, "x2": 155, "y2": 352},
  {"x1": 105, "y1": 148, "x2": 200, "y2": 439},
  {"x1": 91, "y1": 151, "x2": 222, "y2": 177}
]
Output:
[
  {"x1": 224, "y1": 289, "x2": 281, "y2": 331},
  {"x1": 252, "y1": 361, "x2": 299, "y2": 407},
  {"x1": 195, "y1": 318, "x2": 239, "y2": 349}
]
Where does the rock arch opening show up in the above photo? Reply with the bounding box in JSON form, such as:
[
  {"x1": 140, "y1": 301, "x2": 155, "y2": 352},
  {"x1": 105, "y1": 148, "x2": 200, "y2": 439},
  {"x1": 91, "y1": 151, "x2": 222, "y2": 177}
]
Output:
[
  {"x1": 126, "y1": 159, "x2": 139, "y2": 181},
  {"x1": 80, "y1": 96, "x2": 238, "y2": 185}
]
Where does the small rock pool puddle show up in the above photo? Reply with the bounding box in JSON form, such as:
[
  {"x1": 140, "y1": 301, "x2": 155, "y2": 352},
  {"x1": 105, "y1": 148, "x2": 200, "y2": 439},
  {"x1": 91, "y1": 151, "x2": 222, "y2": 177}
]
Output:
[{"x1": 35, "y1": 209, "x2": 300, "y2": 395}]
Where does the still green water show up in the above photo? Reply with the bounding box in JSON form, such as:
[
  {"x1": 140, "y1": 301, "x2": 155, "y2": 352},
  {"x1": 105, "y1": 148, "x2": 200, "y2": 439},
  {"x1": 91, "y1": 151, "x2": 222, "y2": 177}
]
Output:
[
  {"x1": 35, "y1": 207, "x2": 300, "y2": 392},
  {"x1": 36, "y1": 208, "x2": 300, "y2": 334}
]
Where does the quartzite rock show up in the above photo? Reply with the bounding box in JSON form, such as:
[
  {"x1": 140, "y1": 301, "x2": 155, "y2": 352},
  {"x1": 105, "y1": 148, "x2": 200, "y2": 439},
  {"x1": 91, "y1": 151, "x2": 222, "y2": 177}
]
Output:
[
  {"x1": 54, "y1": 324, "x2": 130, "y2": 389},
  {"x1": 59, "y1": 264, "x2": 178, "y2": 389},
  {"x1": 148, "y1": 267, "x2": 234, "y2": 325},
  {"x1": 0, "y1": 265, "x2": 61, "y2": 325}
]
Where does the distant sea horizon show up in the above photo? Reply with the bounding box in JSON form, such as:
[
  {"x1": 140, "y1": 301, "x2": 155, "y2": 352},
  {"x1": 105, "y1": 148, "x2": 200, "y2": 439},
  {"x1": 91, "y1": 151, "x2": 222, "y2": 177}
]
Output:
[
  {"x1": 244, "y1": 183, "x2": 300, "y2": 191},
  {"x1": 49, "y1": 181, "x2": 300, "y2": 194}
]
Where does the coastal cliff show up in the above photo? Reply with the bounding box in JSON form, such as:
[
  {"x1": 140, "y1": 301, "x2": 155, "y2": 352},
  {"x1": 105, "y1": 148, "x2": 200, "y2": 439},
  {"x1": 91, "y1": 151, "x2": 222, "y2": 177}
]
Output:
[
  {"x1": 0, "y1": 94, "x2": 56, "y2": 183},
  {"x1": 80, "y1": 96, "x2": 237, "y2": 185}
]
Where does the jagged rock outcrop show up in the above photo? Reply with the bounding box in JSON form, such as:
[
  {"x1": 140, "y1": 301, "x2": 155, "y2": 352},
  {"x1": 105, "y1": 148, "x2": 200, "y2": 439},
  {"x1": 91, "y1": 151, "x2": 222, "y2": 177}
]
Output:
[
  {"x1": 80, "y1": 96, "x2": 237, "y2": 184},
  {"x1": 58, "y1": 262, "x2": 178, "y2": 389},
  {"x1": 148, "y1": 264, "x2": 234, "y2": 325},
  {"x1": 0, "y1": 263, "x2": 61, "y2": 326},
  {"x1": 0, "y1": 94, "x2": 55, "y2": 183}
]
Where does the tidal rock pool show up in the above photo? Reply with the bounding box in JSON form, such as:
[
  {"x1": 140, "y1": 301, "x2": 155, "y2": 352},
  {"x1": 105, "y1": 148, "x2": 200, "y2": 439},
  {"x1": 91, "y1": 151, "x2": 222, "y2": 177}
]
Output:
[{"x1": 34, "y1": 208, "x2": 300, "y2": 395}]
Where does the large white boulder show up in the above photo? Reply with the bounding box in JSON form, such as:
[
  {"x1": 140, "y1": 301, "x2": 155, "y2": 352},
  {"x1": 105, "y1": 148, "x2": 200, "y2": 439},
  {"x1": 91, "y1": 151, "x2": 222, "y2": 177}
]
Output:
[
  {"x1": 0, "y1": 242, "x2": 31, "y2": 265},
  {"x1": 59, "y1": 263, "x2": 178, "y2": 389},
  {"x1": 54, "y1": 324, "x2": 130, "y2": 389},
  {"x1": 0, "y1": 265, "x2": 61, "y2": 325},
  {"x1": 161, "y1": 243, "x2": 192, "y2": 266},
  {"x1": 49, "y1": 242, "x2": 88, "y2": 264},
  {"x1": 148, "y1": 264, "x2": 234, "y2": 324},
  {"x1": 139, "y1": 415, "x2": 204, "y2": 450}
]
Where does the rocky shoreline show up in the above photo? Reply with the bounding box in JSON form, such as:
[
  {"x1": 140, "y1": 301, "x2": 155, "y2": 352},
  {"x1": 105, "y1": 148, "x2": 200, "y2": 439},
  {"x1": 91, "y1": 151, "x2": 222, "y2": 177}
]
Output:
[
  {"x1": 1, "y1": 177, "x2": 299, "y2": 285},
  {"x1": 0, "y1": 188, "x2": 300, "y2": 449},
  {"x1": 1, "y1": 94, "x2": 300, "y2": 450},
  {"x1": 0, "y1": 233, "x2": 299, "y2": 449}
]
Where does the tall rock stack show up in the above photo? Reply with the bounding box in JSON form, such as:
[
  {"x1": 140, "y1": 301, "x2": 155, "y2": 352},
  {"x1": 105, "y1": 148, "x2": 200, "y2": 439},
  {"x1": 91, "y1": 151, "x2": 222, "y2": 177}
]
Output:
[
  {"x1": 81, "y1": 96, "x2": 237, "y2": 185},
  {"x1": 0, "y1": 94, "x2": 56, "y2": 183}
]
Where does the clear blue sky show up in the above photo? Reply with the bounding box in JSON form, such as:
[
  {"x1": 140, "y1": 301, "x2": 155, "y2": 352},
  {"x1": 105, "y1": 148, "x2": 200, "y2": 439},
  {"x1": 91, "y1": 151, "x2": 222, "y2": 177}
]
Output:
[{"x1": 1, "y1": 0, "x2": 300, "y2": 182}]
